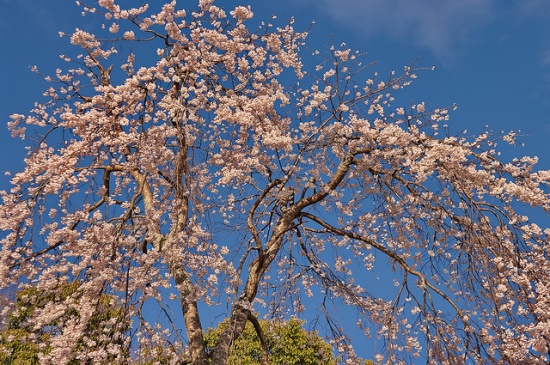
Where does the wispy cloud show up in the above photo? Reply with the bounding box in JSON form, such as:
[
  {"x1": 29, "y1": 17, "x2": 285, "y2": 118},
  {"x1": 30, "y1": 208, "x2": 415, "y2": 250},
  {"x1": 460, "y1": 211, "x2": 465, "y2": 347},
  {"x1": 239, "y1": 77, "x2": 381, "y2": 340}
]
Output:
[
  {"x1": 517, "y1": 0, "x2": 550, "y2": 17},
  {"x1": 309, "y1": 0, "x2": 496, "y2": 61}
]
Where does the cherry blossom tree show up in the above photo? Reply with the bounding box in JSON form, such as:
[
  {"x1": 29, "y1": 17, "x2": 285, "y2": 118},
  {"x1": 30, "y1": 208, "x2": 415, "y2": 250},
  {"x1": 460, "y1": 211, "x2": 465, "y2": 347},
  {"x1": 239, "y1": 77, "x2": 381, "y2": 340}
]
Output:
[
  {"x1": 0, "y1": 282, "x2": 129, "y2": 364},
  {"x1": 1, "y1": 1, "x2": 550, "y2": 364}
]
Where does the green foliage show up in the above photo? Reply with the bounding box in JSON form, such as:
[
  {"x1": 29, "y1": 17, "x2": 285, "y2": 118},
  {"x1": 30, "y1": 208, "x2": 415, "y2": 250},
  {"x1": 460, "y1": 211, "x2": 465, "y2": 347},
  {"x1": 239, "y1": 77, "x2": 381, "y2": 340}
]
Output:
[
  {"x1": 204, "y1": 317, "x2": 337, "y2": 365},
  {"x1": 0, "y1": 282, "x2": 129, "y2": 364},
  {"x1": 0, "y1": 328, "x2": 41, "y2": 365}
]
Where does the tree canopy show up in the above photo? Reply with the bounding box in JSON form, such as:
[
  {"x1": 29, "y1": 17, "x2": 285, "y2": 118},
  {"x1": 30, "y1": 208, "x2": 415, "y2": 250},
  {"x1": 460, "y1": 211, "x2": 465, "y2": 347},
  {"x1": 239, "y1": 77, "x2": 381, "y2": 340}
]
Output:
[
  {"x1": 1, "y1": 1, "x2": 550, "y2": 364},
  {"x1": 0, "y1": 282, "x2": 129, "y2": 364},
  {"x1": 1, "y1": 286, "x2": 338, "y2": 365},
  {"x1": 204, "y1": 317, "x2": 338, "y2": 365}
]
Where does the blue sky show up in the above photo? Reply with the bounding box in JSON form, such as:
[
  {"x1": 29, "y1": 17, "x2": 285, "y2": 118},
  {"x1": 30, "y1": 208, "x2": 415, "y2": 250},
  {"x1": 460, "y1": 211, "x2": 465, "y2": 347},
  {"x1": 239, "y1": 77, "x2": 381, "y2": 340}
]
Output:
[{"x1": 1, "y1": 0, "x2": 550, "y2": 360}]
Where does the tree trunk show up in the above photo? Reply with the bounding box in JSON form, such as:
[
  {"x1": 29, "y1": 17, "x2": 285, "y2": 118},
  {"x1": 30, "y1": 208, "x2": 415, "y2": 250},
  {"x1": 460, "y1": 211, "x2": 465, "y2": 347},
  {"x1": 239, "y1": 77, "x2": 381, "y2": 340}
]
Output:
[
  {"x1": 210, "y1": 302, "x2": 250, "y2": 365},
  {"x1": 169, "y1": 259, "x2": 209, "y2": 365}
]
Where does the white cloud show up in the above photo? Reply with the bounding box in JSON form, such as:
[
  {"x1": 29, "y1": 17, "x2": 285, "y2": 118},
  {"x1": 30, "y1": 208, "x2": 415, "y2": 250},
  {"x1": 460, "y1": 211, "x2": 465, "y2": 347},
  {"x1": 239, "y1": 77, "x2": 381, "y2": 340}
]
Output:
[{"x1": 310, "y1": 0, "x2": 496, "y2": 61}]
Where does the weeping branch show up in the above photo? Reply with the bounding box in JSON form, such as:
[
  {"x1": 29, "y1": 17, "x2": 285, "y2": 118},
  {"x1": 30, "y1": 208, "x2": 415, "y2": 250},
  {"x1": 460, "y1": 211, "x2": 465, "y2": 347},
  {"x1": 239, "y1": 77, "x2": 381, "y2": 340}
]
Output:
[{"x1": 247, "y1": 312, "x2": 269, "y2": 365}]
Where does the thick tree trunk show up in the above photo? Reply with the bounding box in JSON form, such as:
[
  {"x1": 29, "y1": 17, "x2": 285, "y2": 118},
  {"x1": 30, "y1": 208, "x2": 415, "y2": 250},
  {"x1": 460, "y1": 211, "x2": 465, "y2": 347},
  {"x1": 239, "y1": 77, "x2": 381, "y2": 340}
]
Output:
[
  {"x1": 181, "y1": 299, "x2": 209, "y2": 365},
  {"x1": 210, "y1": 301, "x2": 250, "y2": 365},
  {"x1": 169, "y1": 259, "x2": 209, "y2": 365}
]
